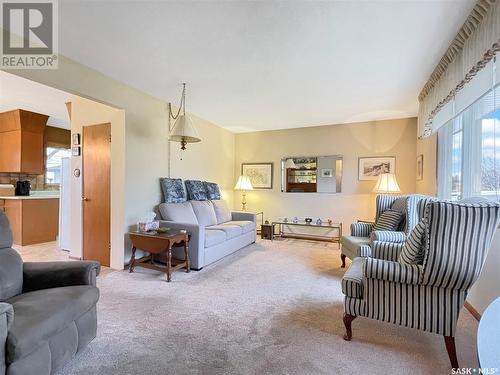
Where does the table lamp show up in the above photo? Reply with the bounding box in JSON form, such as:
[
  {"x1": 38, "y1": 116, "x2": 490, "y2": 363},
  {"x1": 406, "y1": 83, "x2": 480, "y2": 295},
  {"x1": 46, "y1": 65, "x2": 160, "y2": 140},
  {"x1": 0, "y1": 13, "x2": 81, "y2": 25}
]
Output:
[
  {"x1": 234, "y1": 175, "x2": 253, "y2": 211},
  {"x1": 372, "y1": 173, "x2": 401, "y2": 194}
]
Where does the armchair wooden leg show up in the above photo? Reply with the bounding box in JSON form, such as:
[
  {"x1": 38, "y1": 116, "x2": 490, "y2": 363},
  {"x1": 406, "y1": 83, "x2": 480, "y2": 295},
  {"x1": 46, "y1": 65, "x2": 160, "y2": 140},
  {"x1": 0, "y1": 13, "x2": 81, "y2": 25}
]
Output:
[
  {"x1": 444, "y1": 336, "x2": 459, "y2": 369},
  {"x1": 343, "y1": 313, "x2": 356, "y2": 341},
  {"x1": 341, "y1": 254, "x2": 346, "y2": 268}
]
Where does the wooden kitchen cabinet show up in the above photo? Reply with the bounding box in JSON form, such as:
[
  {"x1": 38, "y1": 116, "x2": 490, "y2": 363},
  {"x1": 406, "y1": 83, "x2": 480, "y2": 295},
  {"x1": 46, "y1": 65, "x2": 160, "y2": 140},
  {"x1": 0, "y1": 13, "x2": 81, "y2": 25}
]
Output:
[
  {"x1": 4, "y1": 198, "x2": 59, "y2": 246},
  {"x1": 0, "y1": 109, "x2": 48, "y2": 174}
]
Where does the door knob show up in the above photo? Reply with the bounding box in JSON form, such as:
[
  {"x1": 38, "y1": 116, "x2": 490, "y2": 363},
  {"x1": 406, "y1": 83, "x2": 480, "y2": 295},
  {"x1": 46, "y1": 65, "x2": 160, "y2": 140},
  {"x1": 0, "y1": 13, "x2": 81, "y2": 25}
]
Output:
[{"x1": 82, "y1": 197, "x2": 89, "y2": 202}]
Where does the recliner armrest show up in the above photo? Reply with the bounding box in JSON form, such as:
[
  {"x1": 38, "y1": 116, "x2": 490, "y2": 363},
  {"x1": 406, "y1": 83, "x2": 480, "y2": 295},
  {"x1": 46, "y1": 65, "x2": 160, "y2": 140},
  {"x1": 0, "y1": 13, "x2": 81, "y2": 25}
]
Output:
[
  {"x1": 364, "y1": 258, "x2": 422, "y2": 285},
  {"x1": 232, "y1": 211, "x2": 256, "y2": 222},
  {"x1": 0, "y1": 303, "x2": 13, "y2": 331},
  {"x1": 0, "y1": 302, "x2": 13, "y2": 374},
  {"x1": 22, "y1": 261, "x2": 101, "y2": 292}
]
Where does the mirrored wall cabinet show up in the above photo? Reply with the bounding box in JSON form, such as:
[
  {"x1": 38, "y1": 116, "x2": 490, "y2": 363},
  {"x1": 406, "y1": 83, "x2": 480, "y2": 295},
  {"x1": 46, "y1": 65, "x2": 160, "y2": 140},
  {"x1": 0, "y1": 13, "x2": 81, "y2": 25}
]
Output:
[{"x1": 281, "y1": 155, "x2": 342, "y2": 193}]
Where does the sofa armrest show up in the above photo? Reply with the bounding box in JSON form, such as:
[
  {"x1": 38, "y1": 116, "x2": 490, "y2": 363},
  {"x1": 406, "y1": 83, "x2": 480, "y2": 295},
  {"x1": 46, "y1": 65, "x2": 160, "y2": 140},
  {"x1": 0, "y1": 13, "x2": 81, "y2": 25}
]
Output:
[
  {"x1": 159, "y1": 221, "x2": 205, "y2": 269},
  {"x1": 0, "y1": 302, "x2": 14, "y2": 374},
  {"x1": 350, "y1": 222, "x2": 374, "y2": 237},
  {"x1": 370, "y1": 230, "x2": 406, "y2": 243},
  {"x1": 22, "y1": 261, "x2": 101, "y2": 292},
  {"x1": 231, "y1": 211, "x2": 256, "y2": 222},
  {"x1": 370, "y1": 241, "x2": 404, "y2": 262},
  {"x1": 364, "y1": 258, "x2": 422, "y2": 285}
]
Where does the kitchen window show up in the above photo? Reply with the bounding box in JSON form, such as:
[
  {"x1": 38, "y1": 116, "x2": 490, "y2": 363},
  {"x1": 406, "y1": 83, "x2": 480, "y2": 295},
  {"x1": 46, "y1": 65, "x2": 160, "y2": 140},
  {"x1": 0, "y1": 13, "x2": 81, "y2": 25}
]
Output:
[{"x1": 45, "y1": 147, "x2": 71, "y2": 185}]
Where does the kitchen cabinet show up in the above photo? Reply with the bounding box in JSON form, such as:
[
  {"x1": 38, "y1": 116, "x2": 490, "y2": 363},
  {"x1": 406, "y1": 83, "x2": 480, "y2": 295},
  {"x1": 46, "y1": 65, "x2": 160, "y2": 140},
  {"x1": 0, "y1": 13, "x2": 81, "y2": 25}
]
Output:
[
  {"x1": 3, "y1": 197, "x2": 59, "y2": 246},
  {"x1": 0, "y1": 109, "x2": 48, "y2": 174}
]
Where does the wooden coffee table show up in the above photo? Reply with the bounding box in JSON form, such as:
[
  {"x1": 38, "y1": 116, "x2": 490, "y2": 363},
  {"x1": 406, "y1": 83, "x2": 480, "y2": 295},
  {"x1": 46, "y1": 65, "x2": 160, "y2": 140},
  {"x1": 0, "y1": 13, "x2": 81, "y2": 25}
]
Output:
[{"x1": 128, "y1": 230, "x2": 190, "y2": 282}]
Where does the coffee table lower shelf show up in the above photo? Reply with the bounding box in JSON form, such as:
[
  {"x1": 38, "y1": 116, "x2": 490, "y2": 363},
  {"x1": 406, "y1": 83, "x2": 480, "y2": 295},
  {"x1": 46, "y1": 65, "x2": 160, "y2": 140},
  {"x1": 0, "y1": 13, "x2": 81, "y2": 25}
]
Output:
[{"x1": 271, "y1": 221, "x2": 342, "y2": 245}]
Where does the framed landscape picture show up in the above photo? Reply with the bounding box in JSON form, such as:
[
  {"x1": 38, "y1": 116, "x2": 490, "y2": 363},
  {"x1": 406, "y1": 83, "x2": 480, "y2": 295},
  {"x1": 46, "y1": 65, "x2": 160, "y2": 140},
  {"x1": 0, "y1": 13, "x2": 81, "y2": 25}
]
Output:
[
  {"x1": 242, "y1": 163, "x2": 273, "y2": 189},
  {"x1": 358, "y1": 157, "x2": 396, "y2": 181}
]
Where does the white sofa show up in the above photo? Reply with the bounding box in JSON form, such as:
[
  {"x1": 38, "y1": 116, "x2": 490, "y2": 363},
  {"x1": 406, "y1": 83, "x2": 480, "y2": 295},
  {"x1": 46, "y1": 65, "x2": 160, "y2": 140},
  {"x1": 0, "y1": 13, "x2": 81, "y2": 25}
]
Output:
[{"x1": 158, "y1": 200, "x2": 256, "y2": 270}]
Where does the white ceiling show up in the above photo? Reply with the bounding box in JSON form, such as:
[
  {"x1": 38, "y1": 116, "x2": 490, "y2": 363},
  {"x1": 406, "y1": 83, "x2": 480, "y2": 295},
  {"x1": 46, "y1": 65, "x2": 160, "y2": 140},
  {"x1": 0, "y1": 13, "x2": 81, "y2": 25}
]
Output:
[
  {"x1": 59, "y1": 1, "x2": 475, "y2": 133},
  {"x1": 0, "y1": 71, "x2": 72, "y2": 129}
]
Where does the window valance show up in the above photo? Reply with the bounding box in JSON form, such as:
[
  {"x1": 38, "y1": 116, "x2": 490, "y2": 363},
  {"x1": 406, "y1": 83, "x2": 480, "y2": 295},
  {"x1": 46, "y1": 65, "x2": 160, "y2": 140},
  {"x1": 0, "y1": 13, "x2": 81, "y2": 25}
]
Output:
[{"x1": 418, "y1": 0, "x2": 500, "y2": 137}]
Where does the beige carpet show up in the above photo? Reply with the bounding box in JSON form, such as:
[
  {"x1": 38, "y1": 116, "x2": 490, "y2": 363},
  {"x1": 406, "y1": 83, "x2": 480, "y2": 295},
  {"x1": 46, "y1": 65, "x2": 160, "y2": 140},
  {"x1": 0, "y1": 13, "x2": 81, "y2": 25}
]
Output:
[{"x1": 57, "y1": 238, "x2": 478, "y2": 375}]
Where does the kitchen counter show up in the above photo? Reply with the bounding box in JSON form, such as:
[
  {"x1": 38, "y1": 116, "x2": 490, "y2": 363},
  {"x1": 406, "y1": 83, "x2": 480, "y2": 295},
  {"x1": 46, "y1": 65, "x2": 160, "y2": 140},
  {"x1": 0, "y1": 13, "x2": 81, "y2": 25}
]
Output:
[{"x1": 0, "y1": 195, "x2": 59, "y2": 200}]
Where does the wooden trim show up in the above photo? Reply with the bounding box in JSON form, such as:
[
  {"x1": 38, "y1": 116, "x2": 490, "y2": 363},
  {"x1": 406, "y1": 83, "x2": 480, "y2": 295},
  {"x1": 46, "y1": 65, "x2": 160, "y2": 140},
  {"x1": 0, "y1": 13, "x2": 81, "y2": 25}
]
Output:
[
  {"x1": 45, "y1": 126, "x2": 71, "y2": 149},
  {"x1": 465, "y1": 301, "x2": 481, "y2": 321}
]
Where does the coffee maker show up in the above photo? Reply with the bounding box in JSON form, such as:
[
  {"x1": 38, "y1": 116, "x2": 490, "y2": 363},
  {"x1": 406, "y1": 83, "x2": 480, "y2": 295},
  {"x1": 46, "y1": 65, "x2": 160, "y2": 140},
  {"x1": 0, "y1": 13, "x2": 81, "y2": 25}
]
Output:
[{"x1": 15, "y1": 180, "x2": 31, "y2": 196}]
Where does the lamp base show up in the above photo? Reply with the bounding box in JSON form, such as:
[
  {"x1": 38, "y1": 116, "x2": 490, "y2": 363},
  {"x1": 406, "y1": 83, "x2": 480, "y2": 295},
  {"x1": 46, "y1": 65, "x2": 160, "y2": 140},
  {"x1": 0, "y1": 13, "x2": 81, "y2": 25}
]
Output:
[{"x1": 241, "y1": 192, "x2": 247, "y2": 211}]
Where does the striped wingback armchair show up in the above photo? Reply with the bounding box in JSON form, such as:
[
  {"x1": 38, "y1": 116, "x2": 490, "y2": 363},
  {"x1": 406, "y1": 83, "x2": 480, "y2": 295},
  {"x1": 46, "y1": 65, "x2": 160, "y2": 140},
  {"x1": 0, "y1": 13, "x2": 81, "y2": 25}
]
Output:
[
  {"x1": 340, "y1": 194, "x2": 434, "y2": 267},
  {"x1": 341, "y1": 199, "x2": 500, "y2": 368}
]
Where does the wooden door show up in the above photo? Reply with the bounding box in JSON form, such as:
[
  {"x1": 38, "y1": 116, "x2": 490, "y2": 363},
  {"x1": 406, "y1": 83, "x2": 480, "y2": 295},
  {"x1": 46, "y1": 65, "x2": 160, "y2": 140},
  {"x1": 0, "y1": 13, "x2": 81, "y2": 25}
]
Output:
[{"x1": 83, "y1": 123, "x2": 111, "y2": 267}]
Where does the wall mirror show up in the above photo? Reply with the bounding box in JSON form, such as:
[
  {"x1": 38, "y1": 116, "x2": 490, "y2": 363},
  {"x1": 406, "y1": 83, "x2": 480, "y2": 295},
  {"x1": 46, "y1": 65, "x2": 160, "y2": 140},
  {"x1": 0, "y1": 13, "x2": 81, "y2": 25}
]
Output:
[{"x1": 281, "y1": 155, "x2": 342, "y2": 193}]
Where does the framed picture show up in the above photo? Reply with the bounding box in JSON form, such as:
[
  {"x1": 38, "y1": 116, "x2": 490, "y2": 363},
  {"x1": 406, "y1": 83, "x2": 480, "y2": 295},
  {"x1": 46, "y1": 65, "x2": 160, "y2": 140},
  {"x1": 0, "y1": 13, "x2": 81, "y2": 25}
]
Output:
[
  {"x1": 417, "y1": 154, "x2": 424, "y2": 181},
  {"x1": 320, "y1": 168, "x2": 333, "y2": 178},
  {"x1": 358, "y1": 157, "x2": 396, "y2": 180},
  {"x1": 72, "y1": 133, "x2": 80, "y2": 145},
  {"x1": 242, "y1": 163, "x2": 273, "y2": 189}
]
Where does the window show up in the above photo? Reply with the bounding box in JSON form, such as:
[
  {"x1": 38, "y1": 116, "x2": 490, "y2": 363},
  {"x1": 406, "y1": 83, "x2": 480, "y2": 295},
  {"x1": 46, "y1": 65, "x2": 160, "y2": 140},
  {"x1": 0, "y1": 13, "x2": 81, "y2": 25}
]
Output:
[
  {"x1": 45, "y1": 147, "x2": 71, "y2": 185},
  {"x1": 438, "y1": 86, "x2": 500, "y2": 202},
  {"x1": 480, "y1": 108, "x2": 500, "y2": 198}
]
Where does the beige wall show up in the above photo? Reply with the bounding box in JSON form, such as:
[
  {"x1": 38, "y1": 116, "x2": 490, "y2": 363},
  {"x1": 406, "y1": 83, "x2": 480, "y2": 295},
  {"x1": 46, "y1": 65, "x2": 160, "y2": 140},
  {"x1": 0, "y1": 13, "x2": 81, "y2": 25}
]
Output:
[
  {"x1": 2, "y1": 51, "x2": 237, "y2": 268},
  {"x1": 235, "y1": 118, "x2": 417, "y2": 229},
  {"x1": 469, "y1": 231, "x2": 500, "y2": 314},
  {"x1": 170, "y1": 113, "x2": 235, "y2": 207},
  {"x1": 416, "y1": 133, "x2": 437, "y2": 196},
  {"x1": 3, "y1": 56, "x2": 168, "y2": 269}
]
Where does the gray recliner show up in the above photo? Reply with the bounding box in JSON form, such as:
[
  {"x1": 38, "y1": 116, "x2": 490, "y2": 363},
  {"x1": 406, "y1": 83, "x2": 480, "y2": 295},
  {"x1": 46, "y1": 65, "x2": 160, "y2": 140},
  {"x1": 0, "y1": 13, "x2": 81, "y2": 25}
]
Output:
[{"x1": 0, "y1": 210, "x2": 100, "y2": 375}]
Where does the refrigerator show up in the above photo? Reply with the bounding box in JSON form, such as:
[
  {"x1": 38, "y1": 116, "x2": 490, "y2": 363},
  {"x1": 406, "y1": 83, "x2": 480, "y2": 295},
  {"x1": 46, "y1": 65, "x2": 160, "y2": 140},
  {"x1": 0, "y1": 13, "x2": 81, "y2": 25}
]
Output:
[{"x1": 58, "y1": 157, "x2": 71, "y2": 251}]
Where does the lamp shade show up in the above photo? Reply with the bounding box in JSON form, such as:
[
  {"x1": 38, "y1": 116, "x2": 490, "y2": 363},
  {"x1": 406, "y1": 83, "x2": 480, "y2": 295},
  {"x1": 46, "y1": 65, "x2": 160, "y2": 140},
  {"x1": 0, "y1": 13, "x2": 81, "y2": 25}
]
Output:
[
  {"x1": 284, "y1": 158, "x2": 297, "y2": 169},
  {"x1": 169, "y1": 114, "x2": 201, "y2": 143},
  {"x1": 372, "y1": 173, "x2": 401, "y2": 193},
  {"x1": 234, "y1": 175, "x2": 253, "y2": 191}
]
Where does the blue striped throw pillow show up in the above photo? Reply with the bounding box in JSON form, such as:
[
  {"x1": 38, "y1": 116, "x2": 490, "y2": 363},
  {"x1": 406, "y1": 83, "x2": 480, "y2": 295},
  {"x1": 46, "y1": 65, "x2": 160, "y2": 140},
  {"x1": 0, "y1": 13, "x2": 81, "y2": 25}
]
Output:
[
  {"x1": 373, "y1": 209, "x2": 403, "y2": 231},
  {"x1": 399, "y1": 220, "x2": 426, "y2": 265}
]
